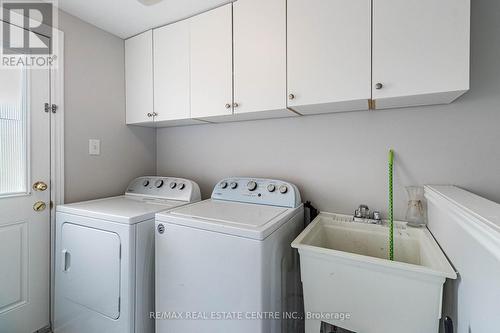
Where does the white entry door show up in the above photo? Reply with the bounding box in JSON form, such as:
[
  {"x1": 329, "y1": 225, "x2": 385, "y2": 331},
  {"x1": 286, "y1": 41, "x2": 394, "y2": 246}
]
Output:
[{"x1": 0, "y1": 52, "x2": 51, "y2": 331}]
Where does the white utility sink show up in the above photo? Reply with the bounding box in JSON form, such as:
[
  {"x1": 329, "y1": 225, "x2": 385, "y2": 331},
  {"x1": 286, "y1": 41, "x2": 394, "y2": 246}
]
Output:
[{"x1": 292, "y1": 212, "x2": 456, "y2": 333}]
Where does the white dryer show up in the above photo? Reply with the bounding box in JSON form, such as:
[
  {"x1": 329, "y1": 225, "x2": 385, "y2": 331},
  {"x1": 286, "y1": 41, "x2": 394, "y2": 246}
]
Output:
[
  {"x1": 155, "y1": 177, "x2": 304, "y2": 333},
  {"x1": 54, "y1": 176, "x2": 200, "y2": 333}
]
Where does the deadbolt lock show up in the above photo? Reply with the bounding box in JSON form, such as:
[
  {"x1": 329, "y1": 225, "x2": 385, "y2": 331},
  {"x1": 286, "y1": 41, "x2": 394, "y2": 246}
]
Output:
[
  {"x1": 33, "y1": 181, "x2": 48, "y2": 191},
  {"x1": 33, "y1": 201, "x2": 47, "y2": 212}
]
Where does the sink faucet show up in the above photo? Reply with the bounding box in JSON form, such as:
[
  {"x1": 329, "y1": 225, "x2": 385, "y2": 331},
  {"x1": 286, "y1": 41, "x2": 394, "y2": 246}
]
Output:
[
  {"x1": 354, "y1": 204, "x2": 370, "y2": 218},
  {"x1": 354, "y1": 205, "x2": 382, "y2": 224}
]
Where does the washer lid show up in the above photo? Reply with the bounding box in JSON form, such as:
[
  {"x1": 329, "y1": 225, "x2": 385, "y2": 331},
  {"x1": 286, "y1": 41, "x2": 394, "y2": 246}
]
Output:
[
  {"x1": 157, "y1": 199, "x2": 299, "y2": 240},
  {"x1": 56, "y1": 196, "x2": 185, "y2": 224}
]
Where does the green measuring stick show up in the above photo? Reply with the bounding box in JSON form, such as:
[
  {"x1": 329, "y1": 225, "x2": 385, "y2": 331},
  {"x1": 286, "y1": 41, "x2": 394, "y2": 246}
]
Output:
[{"x1": 388, "y1": 149, "x2": 394, "y2": 261}]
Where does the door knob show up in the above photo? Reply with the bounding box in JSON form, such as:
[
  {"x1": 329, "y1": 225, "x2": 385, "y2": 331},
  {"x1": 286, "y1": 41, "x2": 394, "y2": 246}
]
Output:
[
  {"x1": 33, "y1": 181, "x2": 48, "y2": 191},
  {"x1": 33, "y1": 201, "x2": 47, "y2": 212}
]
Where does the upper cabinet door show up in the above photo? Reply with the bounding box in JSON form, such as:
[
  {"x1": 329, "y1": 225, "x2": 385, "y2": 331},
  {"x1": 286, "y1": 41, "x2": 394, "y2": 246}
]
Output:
[
  {"x1": 125, "y1": 30, "x2": 154, "y2": 125},
  {"x1": 233, "y1": 0, "x2": 290, "y2": 118},
  {"x1": 190, "y1": 4, "x2": 233, "y2": 119},
  {"x1": 287, "y1": 0, "x2": 372, "y2": 115},
  {"x1": 372, "y1": 0, "x2": 470, "y2": 109},
  {"x1": 153, "y1": 20, "x2": 190, "y2": 122}
]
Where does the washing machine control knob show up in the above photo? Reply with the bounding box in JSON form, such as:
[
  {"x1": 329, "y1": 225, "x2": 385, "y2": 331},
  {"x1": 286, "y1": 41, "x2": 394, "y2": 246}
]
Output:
[
  {"x1": 220, "y1": 181, "x2": 228, "y2": 189},
  {"x1": 230, "y1": 182, "x2": 238, "y2": 189},
  {"x1": 178, "y1": 183, "x2": 185, "y2": 190},
  {"x1": 267, "y1": 184, "x2": 276, "y2": 192},
  {"x1": 279, "y1": 185, "x2": 288, "y2": 194},
  {"x1": 170, "y1": 182, "x2": 177, "y2": 189},
  {"x1": 247, "y1": 181, "x2": 257, "y2": 191},
  {"x1": 143, "y1": 180, "x2": 150, "y2": 187},
  {"x1": 155, "y1": 179, "x2": 164, "y2": 188}
]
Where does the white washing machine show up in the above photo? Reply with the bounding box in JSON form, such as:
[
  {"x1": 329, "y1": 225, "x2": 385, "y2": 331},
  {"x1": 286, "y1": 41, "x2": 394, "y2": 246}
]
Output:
[
  {"x1": 54, "y1": 176, "x2": 200, "y2": 333},
  {"x1": 155, "y1": 177, "x2": 304, "y2": 333}
]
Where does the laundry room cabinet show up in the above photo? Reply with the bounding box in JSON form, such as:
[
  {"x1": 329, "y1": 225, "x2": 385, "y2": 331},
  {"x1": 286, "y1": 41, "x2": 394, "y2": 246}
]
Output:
[
  {"x1": 125, "y1": 0, "x2": 470, "y2": 127},
  {"x1": 189, "y1": 4, "x2": 233, "y2": 120},
  {"x1": 125, "y1": 30, "x2": 154, "y2": 125},
  {"x1": 153, "y1": 20, "x2": 204, "y2": 126},
  {"x1": 190, "y1": 1, "x2": 294, "y2": 121},
  {"x1": 287, "y1": 0, "x2": 372, "y2": 115},
  {"x1": 232, "y1": 0, "x2": 293, "y2": 120},
  {"x1": 372, "y1": 0, "x2": 470, "y2": 109},
  {"x1": 287, "y1": 0, "x2": 470, "y2": 114},
  {"x1": 126, "y1": 1, "x2": 296, "y2": 125}
]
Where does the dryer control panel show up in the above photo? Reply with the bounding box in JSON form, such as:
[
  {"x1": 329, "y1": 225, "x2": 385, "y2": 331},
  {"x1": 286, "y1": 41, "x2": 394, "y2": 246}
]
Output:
[
  {"x1": 126, "y1": 176, "x2": 201, "y2": 202},
  {"x1": 211, "y1": 177, "x2": 301, "y2": 208}
]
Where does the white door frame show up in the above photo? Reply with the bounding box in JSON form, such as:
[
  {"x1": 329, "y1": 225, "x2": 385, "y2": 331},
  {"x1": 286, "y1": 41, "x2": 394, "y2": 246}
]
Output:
[
  {"x1": 49, "y1": 28, "x2": 65, "y2": 330},
  {"x1": 51, "y1": 29, "x2": 65, "y2": 208}
]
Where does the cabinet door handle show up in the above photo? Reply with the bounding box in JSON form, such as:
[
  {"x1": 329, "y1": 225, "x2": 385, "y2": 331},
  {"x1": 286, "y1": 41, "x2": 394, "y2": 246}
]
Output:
[
  {"x1": 147, "y1": 113, "x2": 153, "y2": 117},
  {"x1": 153, "y1": 112, "x2": 158, "y2": 117},
  {"x1": 288, "y1": 94, "x2": 295, "y2": 100},
  {"x1": 375, "y1": 83, "x2": 384, "y2": 90},
  {"x1": 225, "y1": 104, "x2": 231, "y2": 109},
  {"x1": 233, "y1": 103, "x2": 239, "y2": 108}
]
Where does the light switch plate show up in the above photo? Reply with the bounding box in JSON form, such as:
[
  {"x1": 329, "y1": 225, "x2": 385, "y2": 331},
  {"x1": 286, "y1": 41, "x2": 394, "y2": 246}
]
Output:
[{"x1": 89, "y1": 139, "x2": 100, "y2": 155}]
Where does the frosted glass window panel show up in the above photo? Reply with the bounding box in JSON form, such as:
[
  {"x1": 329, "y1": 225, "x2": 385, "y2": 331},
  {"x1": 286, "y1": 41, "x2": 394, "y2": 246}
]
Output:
[{"x1": 0, "y1": 68, "x2": 29, "y2": 196}]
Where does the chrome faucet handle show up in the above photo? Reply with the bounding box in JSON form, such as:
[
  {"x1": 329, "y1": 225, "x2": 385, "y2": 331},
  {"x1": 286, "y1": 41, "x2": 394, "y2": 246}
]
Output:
[
  {"x1": 356, "y1": 204, "x2": 370, "y2": 218},
  {"x1": 353, "y1": 205, "x2": 382, "y2": 224},
  {"x1": 372, "y1": 211, "x2": 382, "y2": 221}
]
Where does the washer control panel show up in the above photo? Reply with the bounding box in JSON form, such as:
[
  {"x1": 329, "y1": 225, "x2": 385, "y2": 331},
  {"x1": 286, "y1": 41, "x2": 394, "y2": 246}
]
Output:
[
  {"x1": 126, "y1": 176, "x2": 201, "y2": 202},
  {"x1": 211, "y1": 177, "x2": 301, "y2": 208}
]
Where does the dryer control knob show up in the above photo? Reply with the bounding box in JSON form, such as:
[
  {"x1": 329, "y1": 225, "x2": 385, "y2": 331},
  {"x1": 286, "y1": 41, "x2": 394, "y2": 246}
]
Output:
[
  {"x1": 220, "y1": 181, "x2": 228, "y2": 189},
  {"x1": 178, "y1": 183, "x2": 185, "y2": 190},
  {"x1": 155, "y1": 179, "x2": 164, "y2": 188},
  {"x1": 170, "y1": 182, "x2": 177, "y2": 189},
  {"x1": 247, "y1": 181, "x2": 257, "y2": 191},
  {"x1": 279, "y1": 185, "x2": 288, "y2": 194},
  {"x1": 143, "y1": 180, "x2": 150, "y2": 187},
  {"x1": 230, "y1": 182, "x2": 238, "y2": 189},
  {"x1": 267, "y1": 184, "x2": 276, "y2": 192}
]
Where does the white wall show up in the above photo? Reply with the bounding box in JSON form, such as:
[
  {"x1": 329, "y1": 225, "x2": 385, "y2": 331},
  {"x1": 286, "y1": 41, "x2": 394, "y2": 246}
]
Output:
[
  {"x1": 157, "y1": 0, "x2": 500, "y2": 220},
  {"x1": 59, "y1": 11, "x2": 156, "y2": 203}
]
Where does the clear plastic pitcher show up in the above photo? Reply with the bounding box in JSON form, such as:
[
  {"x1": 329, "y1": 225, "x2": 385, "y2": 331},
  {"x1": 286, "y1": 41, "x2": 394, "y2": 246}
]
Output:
[{"x1": 405, "y1": 186, "x2": 426, "y2": 227}]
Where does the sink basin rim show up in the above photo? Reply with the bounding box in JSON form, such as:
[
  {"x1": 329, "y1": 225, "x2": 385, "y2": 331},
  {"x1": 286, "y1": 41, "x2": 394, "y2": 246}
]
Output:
[{"x1": 292, "y1": 212, "x2": 457, "y2": 280}]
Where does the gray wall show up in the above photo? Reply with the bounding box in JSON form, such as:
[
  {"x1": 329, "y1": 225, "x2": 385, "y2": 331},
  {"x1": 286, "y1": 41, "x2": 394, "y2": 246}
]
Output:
[
  {"x1": 157, "y1": 0, "x2": 500, "y2": 220},
  {"x1": 59, "y1": 11, "x2": 156, "y2": 203}
]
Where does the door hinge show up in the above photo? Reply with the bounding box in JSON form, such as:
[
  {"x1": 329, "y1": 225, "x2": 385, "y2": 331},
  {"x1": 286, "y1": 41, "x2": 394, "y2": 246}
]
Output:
[
  {"x1": 44, "y1": 103, "x2": 58, "y2": 113},
  {"x1": 368, "y1": 99, "x2": 376, "y2": 110}
]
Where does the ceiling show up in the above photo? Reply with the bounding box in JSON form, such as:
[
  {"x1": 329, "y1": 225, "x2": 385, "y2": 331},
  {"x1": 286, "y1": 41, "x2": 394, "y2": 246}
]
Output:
[{"x1": 58, "y1": 0, "x2": 233, "y2": 39}]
